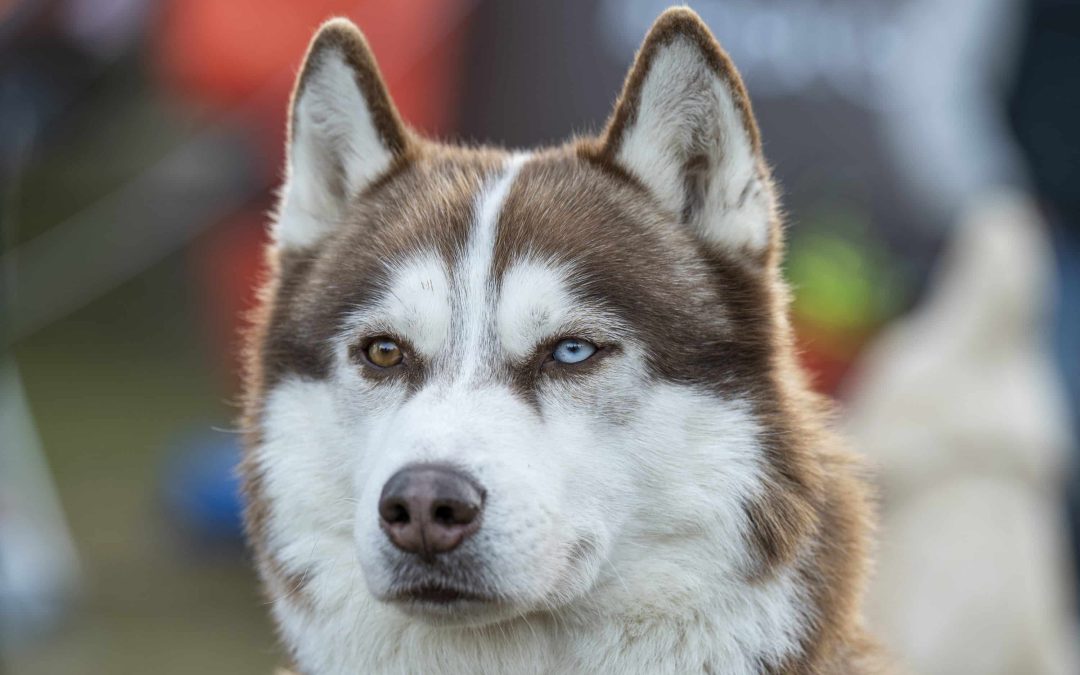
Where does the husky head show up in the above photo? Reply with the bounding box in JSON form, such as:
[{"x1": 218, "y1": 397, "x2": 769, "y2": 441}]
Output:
[{"x1": 242, "y1": 8, "x2": 851, "y2": 672}]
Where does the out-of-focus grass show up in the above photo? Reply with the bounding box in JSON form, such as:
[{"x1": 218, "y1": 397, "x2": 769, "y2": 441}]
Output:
[
  {"x1": 5, "y1": 57, "x2": 279, "y2": 673},
  {"x1": 9, "y1": 248, "x2": 278, "y2": 675}
]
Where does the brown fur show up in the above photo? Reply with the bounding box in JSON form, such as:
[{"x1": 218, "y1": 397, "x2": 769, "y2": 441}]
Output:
[{"x1": 241, "y1": 8, "x2": 888, "y2": 673}]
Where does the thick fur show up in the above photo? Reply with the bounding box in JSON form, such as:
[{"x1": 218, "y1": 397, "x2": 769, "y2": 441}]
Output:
[{"x1": 241, "y1": 9, "x2": 886, "y2": 674}]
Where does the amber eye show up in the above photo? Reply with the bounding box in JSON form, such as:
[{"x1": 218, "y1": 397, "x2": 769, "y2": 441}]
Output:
[{"x1": 365, "y1": 338, "x2": 404, "y2": 368}]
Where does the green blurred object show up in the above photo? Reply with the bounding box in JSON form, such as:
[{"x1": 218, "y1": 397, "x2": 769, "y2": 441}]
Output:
[
  {"x1": 787, "y1": 204, "x2": 907, "y2": 336},
  {"x1": 784, "y1": 203, "x2": 911, "y2": 392}
]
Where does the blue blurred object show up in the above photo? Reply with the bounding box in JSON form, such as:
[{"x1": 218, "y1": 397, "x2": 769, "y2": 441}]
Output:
[{"x1": 161, "y1": 429, "x2": 245, "y2": 544}]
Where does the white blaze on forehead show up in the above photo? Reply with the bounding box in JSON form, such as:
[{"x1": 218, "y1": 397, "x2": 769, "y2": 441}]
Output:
[
  {"x1": 456, "y1": 153, "x2": 530, "y2": 379},
  {"x1": 496, "y1": 259, "x2": 576, "y2": 359}
]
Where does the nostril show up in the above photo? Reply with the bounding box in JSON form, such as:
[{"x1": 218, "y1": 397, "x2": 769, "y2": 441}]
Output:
[
  {"x1": 431, "y1": 500, "x2": 479, "y2": 526},
  {"x1": 388, "y1": 503, "x2": 410, "y2": 524},
  {"x1": 379, "y1": 498, "x2": 411, "y2": 525},
  {"x1": 432, "y1": 504, "x2": 455, "y2": 525}
]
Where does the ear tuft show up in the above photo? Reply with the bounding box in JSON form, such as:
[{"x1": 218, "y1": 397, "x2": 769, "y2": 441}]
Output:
[
  {"x1": 600, "y1": 8, "x2": 774, "y2": 252},
  {"x1": 276, "y1": 18, "x2": 409, "y2": 249}
]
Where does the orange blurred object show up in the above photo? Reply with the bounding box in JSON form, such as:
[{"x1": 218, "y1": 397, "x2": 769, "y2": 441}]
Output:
[{"x1": 154, "y1": 0, "x2": 470, "y2": 137}]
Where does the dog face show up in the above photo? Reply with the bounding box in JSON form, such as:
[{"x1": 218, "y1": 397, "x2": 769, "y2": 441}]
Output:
[{"x1": 243, "y1": 9, "x2": 816, "y2": 657}]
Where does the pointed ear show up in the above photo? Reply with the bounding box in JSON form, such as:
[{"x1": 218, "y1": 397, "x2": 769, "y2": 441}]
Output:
[
  {"x1": 599, "y1": 8, "x2": 774, "y2": 252},
  {"x1": 275, "y1": 18, "x2": 409, "y2": 248}
]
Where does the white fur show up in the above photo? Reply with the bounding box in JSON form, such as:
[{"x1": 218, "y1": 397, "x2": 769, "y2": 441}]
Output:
[
  {"x1": 496, "y1": 259, "x2": 575, "y2": 358},
  {"x1": 496, "y1": 259, "x2": 628, "y2": 360},
  {"x1": 455, "y1": 153, "x2": 529, "y2": 380},
  {"x1": 616, "y1": 37, "x2": 771, "y2": 250},
  {"x1": 253, "y1": 156, "x2": 808, "y2": 672},
  {"x1": 259, "y1": 375, "x2": 801, "y2": 674},
  {"x1": 347, "y1": 255, "x2": 453, "y2": 359},
  {"x1": 276, "y1": 51, "x2": 395, "y2": 248}
]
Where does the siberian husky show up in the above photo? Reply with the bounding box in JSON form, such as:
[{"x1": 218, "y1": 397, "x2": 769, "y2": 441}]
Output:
[{"x1": 241, "y1": 8, "x2": 886, "y2": 674}]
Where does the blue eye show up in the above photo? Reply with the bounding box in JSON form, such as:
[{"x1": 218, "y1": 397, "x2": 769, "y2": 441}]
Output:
[{"x1": 552, "y1": 338, "x2": 598, "y2": 365}]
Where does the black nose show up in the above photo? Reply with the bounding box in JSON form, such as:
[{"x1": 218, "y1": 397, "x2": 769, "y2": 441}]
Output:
[{"x1": 378, "y1": 464, "x2": 484, "y2": 560}]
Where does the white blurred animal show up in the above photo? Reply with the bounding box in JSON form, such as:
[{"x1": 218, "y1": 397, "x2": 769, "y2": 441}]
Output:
[{"x1": 846, "y1": 192, "x2": 1079, "y2": 675}]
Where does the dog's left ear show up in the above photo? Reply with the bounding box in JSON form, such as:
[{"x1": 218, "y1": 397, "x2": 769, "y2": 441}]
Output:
[{"x1": 599, "y1": 8, "x2": 774, "y2": 253}]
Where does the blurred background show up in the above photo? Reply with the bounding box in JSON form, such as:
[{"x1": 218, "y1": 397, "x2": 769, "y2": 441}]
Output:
[{"x1": 1, "y1": 1, "x2": 1077, "y2": 673}]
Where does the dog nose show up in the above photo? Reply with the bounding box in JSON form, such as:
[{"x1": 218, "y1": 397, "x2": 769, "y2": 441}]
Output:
[{"x1": 378, "y1": 464, "x2": 484, "y2": 559}]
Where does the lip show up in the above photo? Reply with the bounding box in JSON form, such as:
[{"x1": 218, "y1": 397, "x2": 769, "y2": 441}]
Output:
[{"x1": 390, "y1": 584, "x2": 492, "y2": 605}]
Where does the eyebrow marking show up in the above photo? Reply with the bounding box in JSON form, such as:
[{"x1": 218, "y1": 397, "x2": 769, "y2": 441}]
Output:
[
  {"x1": 456, "y1": 153, "x2": 530, "y2": 381},
  {"x1": 360, "y1": 255, "x2": 452, "y2": 357},
  {"x1": 497, "y1": 258, "x2": 575, "y2": 359}
]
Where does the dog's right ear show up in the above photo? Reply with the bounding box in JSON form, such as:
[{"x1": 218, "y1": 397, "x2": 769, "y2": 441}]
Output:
[
  {"x1": 275, "y1": 19, "x2": 409, "y2": 249},
  {"x1": 597, "y1": 8, "x2": 774, "y2": 255}
]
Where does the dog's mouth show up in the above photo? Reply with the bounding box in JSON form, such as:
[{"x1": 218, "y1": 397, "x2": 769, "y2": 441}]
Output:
[
  {"x1": 382, "y1": 580, "x2": 527, "y2": 625},
  {"x1": 389, "y1": 583, "x2": 493, "y2": 606}
]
